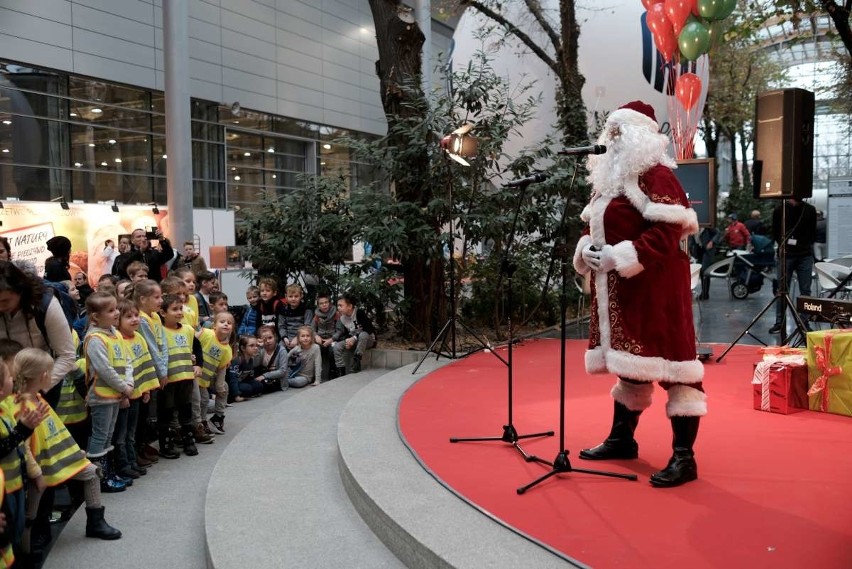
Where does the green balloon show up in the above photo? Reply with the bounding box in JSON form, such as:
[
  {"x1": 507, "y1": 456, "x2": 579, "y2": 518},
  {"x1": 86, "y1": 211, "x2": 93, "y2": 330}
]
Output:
[
  {"x1": 718, "y1": 0, "x2": 737, "y2": 20},
  {"x1": 698, "y1": 0, "x2": 726, "y2": 21},
  {"x1": 679, "y1": 19, "x2": 711, "y2": 61}
]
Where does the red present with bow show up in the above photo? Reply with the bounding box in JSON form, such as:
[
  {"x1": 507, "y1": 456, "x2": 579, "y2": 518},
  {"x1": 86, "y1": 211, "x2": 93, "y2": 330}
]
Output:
[
  {"x1": 752, "y1": 361, "x2": 808, "y2": 414},
  {"x1": 806, "y1": 330, "x2": 852, "y2": 417}
]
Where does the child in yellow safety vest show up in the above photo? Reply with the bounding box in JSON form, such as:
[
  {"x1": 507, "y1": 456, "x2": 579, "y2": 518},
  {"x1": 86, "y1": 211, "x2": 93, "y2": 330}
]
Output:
[
  {"x1": 0, "y1": 469, "x2": 15, "y2": 569},
  {"x1": 13, "y1": 348, "x2": 121, "y2": 541},
  {"x1": 0, "y1": 341, "x2": 48, "y2": 560},
  {"x1": 159, "y1": 294, "x2": 200, "y2": 459},
  {"x1": 126, "y1": 279, "x2": 166, "y2": 468},
  {"x1": 112, "y1": 299, "x2": 160, "y2": 480},
  {"x1": 83, "y1": 292, "x2": 134, "y2": 493},
  {"x1": 196, "y1": 312, "x2": 234, "y2": 436},
  {"x1": 55, "y1": 330, "x2": 90, "y2": 446}
]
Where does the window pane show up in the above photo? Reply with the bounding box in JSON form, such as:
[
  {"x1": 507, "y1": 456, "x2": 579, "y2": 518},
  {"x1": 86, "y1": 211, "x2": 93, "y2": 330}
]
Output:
[
  {"x1": 193, "y1": 141, "x2": 224, "y2": 182},
  {"x1": 70, "y1": 124, "x2": 150, "y2": 174},
  {"x1": 0, "y1": 116, "x2": 69, "y2": 168},
  {"x1": 226, "y1": 130, "x2": 264, "y2": 152},
  {"x1": 71, "y1": 169, "x2": 153, "y2": 204},
  {"x1": 227, "y1": 183, "x2": 265, "y2": 205},
  {"x1": 193, "y1": 180, "x2": 225, "y2": 208},
  {"x1": 0, "y1": 164, "x2": 69, "y2": 201}
]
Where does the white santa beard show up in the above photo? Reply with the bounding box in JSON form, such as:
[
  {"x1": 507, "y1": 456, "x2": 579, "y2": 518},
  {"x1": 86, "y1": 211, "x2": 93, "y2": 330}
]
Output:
[{"x1": 588, "y1": 125, "x2": 672, "y2": 196}]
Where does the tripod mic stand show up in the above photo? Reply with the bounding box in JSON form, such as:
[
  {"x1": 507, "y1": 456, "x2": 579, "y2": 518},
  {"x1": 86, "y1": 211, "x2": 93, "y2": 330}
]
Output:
[
  {"x1": 517, "y1": 252, "x2": 637, "y2": 494},
  {"x1": 448, "y1": 176, "x2": 553, "y2": 464},
  {"x1": 716, "y1": 201, "x2": 808, "y2": 363},
  {"x1": 413, "y1": 156, "x2": 501, "y2": 374}
]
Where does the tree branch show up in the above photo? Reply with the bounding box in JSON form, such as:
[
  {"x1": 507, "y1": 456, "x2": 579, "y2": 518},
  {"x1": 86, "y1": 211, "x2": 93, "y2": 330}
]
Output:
[
  {"x1": 523, "y1": 0, "x2": 562, "y2": 55},
  {"x1": 460, "y1": 0, "x2": 559, "y2": 74}
]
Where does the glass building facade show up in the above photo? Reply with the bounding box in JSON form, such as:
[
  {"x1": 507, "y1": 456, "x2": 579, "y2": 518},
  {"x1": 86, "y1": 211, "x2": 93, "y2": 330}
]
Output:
[{"x1": 0, "y1": 59, "x2": 372, "y2": 232}]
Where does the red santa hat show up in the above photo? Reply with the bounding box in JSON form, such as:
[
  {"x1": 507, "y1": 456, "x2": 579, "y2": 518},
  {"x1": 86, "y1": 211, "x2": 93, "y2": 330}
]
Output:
[{"x1": 607, "y1": 100, "x2": 660, "y2": 132}]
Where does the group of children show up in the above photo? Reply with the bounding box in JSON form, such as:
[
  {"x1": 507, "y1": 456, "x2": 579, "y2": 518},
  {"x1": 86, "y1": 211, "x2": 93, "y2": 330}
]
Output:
[{"x1": 0, "y1": 263, "x2": 377, "y2": 567}]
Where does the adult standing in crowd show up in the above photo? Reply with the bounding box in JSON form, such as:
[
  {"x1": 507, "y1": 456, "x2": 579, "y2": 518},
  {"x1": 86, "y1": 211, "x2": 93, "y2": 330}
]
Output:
[
  {"x1": 172, "y1": 241, "x2": 208, "y2": 274},
  {"x1": 43, "y1": 236, "x2": 73, "y2": 282},
  {"x1": 573, "y1": 100, "x2": 705, "y2": 488},
  {"x1": 744, "y1": 210, "x2": 765, "y2": 236},
  {"x1": 769, "y1": 197, "x2": 817, "y2": 334},
  {"x1": 0, "y1": 237, "x2": 11, "y2": 261},
  {"x1": 723, "y1": 213, "x2": 750, "y2": 250},
  {"x1": 114, "y1": 228, "x2": 173, "y2": 283}
]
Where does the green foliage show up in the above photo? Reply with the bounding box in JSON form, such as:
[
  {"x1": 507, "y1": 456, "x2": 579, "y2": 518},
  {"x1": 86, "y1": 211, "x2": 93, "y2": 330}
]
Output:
[
  {"x1": 240, "y1": 47, "x2": 575, "y2": 342},
  {"x1": 721, "y1": 184, "x2": 773, "y2": 224}
]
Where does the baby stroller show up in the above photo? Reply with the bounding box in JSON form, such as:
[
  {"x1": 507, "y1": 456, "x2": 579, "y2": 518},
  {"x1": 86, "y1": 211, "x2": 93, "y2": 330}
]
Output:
[{"x1": 730, "y1": 235, "x2": 776, "y2": 299}]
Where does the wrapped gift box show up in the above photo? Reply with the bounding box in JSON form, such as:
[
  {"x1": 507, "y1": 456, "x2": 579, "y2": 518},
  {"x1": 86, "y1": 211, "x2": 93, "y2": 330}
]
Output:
[
  {"x1": 752, "y1": 361, "x2": 809, "y2": 414},
  {"x1": 806, "y1": 330, "x2": 852, "y2": 418}
]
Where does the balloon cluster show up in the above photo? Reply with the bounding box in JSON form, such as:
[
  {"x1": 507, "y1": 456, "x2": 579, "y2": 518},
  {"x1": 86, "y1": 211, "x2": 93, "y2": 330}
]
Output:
[{"x1": 643, "y1": 0, "x2": 736, "y2": 110}]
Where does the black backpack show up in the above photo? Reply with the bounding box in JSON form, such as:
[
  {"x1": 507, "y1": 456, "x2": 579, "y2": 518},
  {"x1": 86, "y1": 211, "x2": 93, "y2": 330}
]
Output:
[{"x1": 33, "y1": 283, "x2": 77, "y2": 352}]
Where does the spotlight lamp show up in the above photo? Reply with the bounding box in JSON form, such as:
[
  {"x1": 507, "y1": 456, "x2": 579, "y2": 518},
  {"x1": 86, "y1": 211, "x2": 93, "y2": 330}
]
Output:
[
  {"x1": 51, "y1": 195, "x2": 70, "y2": 210},
  {"x1": 440, "y1": 123, "x2": 478, "y2": 167},
  {"x1": 149, "y1": 202, "x2": 160, "y2": 214},
  {"x1": 111, "y1": 200, "x2": 119, "y2": 213}
]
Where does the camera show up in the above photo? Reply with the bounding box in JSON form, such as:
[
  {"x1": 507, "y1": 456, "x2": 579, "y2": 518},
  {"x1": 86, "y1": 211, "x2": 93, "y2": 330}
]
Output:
[{"x1": 145, "y1": 226, "x2": 159, "y2": 240}]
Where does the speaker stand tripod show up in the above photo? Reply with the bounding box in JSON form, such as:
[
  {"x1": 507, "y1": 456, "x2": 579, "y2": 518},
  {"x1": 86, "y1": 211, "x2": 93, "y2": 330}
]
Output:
[
  {"x1": 517, "y1": 252, "x2": 637, "y2": 494},
  {"x1": 448, "y1": 176, "x2": 553, "y2": 463}
]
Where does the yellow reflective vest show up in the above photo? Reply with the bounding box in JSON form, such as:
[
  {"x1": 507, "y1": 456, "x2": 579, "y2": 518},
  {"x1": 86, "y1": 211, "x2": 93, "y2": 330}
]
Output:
[
  {"x1": 197, "y1": 328, "x2": 233, "y2": 389},
  {"x1": 184, "y1": 294, "x2": 200, "y2": 330},
  {"x1": 84, "y1": 329, "x2": 131, "y2": 400},
  {"x1": 163, "y1": 323, "x2": 195, "y2": 384},
  {"x1": 123, "y1": 331, "x2": 160, "y2": 397},
  {"x1": 56, "y1": 363, "x2": 88, "y2": 425},
  {"x1": 25, "y1": 394, "x2": 90, "y2": 487},
  {"x1": 0, "y1": 398, "x2": 24, "y2": 494}
]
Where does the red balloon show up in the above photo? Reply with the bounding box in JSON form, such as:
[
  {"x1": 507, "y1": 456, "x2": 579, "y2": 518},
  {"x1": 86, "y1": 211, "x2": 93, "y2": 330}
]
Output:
[
  {"x1": 654, "y1": 27, "x2": 679, "y2": 62},
  {"x1": 675, "y1": 72, "x2": 702, "y2": 110},
  {"x1": 665, "y1": 0, "x2": 692, "y2": 36},
  {"x1": 690, "y1": 0, "x2": 700, "y2": 17},
  {"x1": 646, "y1": 4, "x2": 671, "y2": 38},
  {"x1": 641, "y1": 0, "x2": 665, "y2": 9}
]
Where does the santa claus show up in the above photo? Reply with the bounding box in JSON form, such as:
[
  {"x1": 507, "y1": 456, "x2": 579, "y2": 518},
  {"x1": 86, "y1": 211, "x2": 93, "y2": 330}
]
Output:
[{"x1": 572, "y1": 100, "x2": 705, "y2": 488}]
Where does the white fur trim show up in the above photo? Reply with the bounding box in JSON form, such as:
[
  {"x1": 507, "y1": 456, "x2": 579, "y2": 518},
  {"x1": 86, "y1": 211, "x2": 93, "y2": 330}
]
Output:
[
  {"x1": 594, "y1": 270, "x2": 612, "y2": 351},
  {"x1": 585, "y1": 346, "x2": 608, "y2": 374},
  {"x1": 573, "y1": 234, "x2": 593, "y2": 275},
  {"x1": 611, "y1": 379, "x2": 654, "y2": 411},
  {"x1": 580, "y1": 204, "x2": 592, "y2": 223},
  {"x1": 611, "y1": 240, "x2": 644, "y2": 278},
  {"x1": 666, "y1": 384, "x2": 708, "y2": 417},
  {"x1": 643, "y1": 202, "x2": 700, "y2": 238},
  {"x1": 605, "y1": 350, "x2": 705, "y2": 384},
  {"x1": 587, "y1": 195, "x2": 612, "y2": 248},
  {"x1": 607, "y1": 108, "x2": 658, "y2": 133}
]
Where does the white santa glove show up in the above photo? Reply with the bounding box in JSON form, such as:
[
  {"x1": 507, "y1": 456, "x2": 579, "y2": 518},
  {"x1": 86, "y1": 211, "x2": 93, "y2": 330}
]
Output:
[
  {"x1": 595, "y1": 244, "x2": 617, "y2": 273},
  {"x1": 581, "y1": 244, "x2": 600, "y2": 270}
]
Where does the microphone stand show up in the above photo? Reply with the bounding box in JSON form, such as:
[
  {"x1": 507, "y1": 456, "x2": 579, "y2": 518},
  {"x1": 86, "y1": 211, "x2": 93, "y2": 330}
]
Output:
[
  {"x1": 517, "y1": 161, "x2": 637, "y2": 495},
  {"x1": 449, "y1": 176, "x2": 553, "y2": 464}
]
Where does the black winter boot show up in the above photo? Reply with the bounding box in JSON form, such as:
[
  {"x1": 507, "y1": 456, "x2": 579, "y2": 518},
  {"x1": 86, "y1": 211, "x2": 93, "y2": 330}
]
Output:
[
  {"x1": 182, "y1": 426, "x2": 199, "y2": 456},
  {"x1": 335, "y1": 366, "x2": 347, "y2": 378},
  {"x1": 579, "y1": 401, "x2": 642, "y2": 460},
  {"x1": 650, "y1": 416, "x2": 700, "y2": 488},
  {"x1": 158, "y1": 430, "x2": 180, "y2": 459},
  {"x1": 85, "y1": 506, "x2": 122, "y2": 540},
  {"x1": 92, "y1": 455, "x2": 127, "y2": 493},
  {"x1": 699, "y1": 276, "x2": 710, "y2": 300}
]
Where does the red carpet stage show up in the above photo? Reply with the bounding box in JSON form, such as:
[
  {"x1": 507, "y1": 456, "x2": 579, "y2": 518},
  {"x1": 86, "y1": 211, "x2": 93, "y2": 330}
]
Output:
[{"x1": 398, "y1": 339, "x2": 852, "y2": 569}]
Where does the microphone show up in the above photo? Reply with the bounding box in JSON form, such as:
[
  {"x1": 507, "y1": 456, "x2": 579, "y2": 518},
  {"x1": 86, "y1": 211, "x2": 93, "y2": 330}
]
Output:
[
  {"x1": 557, "y1": 144, "x2": 607, "y2": 156},
  {"x1": 506, "y1": 172, "x2": 548, "y2": 187}
]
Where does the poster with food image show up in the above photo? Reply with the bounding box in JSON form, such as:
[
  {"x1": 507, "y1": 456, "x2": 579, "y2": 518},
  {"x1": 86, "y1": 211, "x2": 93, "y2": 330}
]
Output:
[{"x1": 0, "y1": 202, "x2": 168, "y2": 286}]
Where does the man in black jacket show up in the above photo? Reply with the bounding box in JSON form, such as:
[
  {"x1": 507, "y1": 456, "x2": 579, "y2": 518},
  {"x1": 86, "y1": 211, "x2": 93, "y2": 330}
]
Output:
[
  {"x1": 769, "y1": 198, "x2": 817, "y2": 334},
  {"x1": 114, "y1": 228, "x2": 174, "y2": 282}
]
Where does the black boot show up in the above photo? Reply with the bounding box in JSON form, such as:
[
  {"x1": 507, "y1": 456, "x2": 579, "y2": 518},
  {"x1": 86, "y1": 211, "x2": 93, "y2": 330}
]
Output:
[
  {"x1": 158, "y1": 430, "x2": 180, "y2": 459},
  {"x1": 352, "y1": 353, "x2": 362, "y2": 373},
  {"x1": 182, "y1": 427, "x2": 198, "y2": 456},
  {"x1": 650, "y1": 416, "x2": 700, "y2": 488},
  {"x1": 85, "y1": 506, "x2": 122, "y2": 540},
  {"x1": 335, "y1": 366, "x2": 347, "y2": 378},
  {"x1": 92, "y1": 455, "x2": 127, "y2": 493},
  {"x1": 579, "y1": 401, "x2": 642, "y2": 460}
]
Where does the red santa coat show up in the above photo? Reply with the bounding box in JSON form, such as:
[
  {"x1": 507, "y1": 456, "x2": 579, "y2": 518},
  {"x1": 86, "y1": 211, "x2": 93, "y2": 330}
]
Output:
[{"x1": 573, "y1": 164, "x2": 703, "y2": 385}]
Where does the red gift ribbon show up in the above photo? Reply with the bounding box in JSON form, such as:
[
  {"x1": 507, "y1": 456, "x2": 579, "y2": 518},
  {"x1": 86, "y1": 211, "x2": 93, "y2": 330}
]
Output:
[{"x1": 808, "y1": 333, "x2": 843, "y2": 412}]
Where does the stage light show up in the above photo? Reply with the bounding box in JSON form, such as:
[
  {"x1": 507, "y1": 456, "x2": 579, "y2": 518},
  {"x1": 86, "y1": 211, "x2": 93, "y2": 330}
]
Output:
[
  {"x1": 149, "y1": 202, "x2": 159, "y2": 214},
  {"x1": 51, "y1": 195, "x2": 70, "y2": 210},
  {"x1": 111, "y1": 201, "x2": 119, "y2": 213},
  {"x1": 440, "y1": 124, "x2": 478, "y2": 166}
]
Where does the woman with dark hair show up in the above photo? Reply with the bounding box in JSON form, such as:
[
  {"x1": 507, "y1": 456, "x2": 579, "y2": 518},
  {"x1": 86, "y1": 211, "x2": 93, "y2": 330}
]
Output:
[
  {"x1": 0, "y1": 237, "x2": 11, "y2": 261},
  {"x1": 0, "y1": 261, "x2": 77, "y2": 395},
  {"x1": 44, "y1": 236, "x2": 73, "y2": 282}
]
